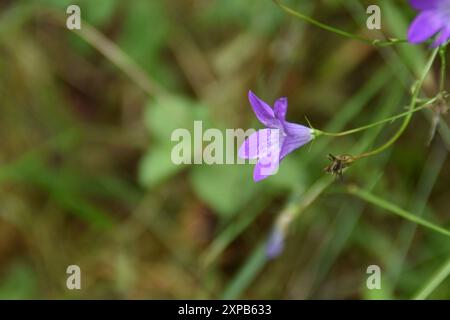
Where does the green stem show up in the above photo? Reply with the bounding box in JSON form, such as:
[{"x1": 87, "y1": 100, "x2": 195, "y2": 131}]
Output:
[
  {"x1": 348, "y1": 186, "x2": 450, "y2": 238},
  {"x1": 272, "y1": 0, "x2": 407, "y2": 47},
  {"x1": 355, "y1": 48, "x2": 439, "y2": 160},
  {"x1": 439, "y1": 46, "x2": 447, "y2": 92},
  {"x1": 315, "y1": 98, "x2": 437, "y2": 137},
  {"x1": 413, "y1": 255, "x2": 450, "y2": 300}
]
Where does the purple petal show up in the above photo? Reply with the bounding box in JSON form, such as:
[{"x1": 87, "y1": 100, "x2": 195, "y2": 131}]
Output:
[
  {"x1": 432, "y1": 27, "x2": 450, "y2": 47},
  {"x1": 253, "y1": 153, "x2": 280, "y2": 182},
  {"x1": 280, "y1": 122, "x2": 312, "y2": 159},
  {"x1": 409, "y1": 0, "x2": 445, "y2": 11},
  {"x1": 238, "y1": 128, "x2": 280, "y2": 159},
  {"x1": 408, "y1": 11, "x2": 446, "y2": 44},
  {"x1": 274, "y1": 97, "x2": 288, "y2": 120},
  {"x1": 266, "y1": 228, "x2": 285, "y2": 259},
  {"x1": 248, "y1": 91, "x2": 277, "y2": 127}
]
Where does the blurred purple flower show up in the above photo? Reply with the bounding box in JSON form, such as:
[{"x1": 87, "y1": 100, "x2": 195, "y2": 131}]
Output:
[
  {"x1": 408, "y1": 0, "x2": 450, "y2": 47},
  {"x1": 238, "y1": 91, "x2": 314, "y2": 182},
  {"x1": 266, "y1": 227, "x2": 285, "y2": 259}
]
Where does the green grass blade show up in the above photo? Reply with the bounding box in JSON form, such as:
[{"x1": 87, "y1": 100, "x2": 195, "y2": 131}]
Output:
[
  {"x1": 348, "y1": 187, "x2": 450, "y2": 237},
  {"x1": 413, "y1": 256, "x2": 450, "y2": 300},
  {"x1": 221, "y1": 241, "x2": 266, "y2": 299}
]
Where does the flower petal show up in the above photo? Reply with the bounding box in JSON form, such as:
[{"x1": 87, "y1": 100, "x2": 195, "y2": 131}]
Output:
[
  {"x1": 238, "y1": 128, "x2": 281, "y2": 159},
  {"x1": 248, "y1": 91, "x2": 277, "y2": 127},
  {"x1": 274, "y1": 97, "x2": 288, "y2": 120},
  {"x1": 253, "y1": 154, "x2": 280, "y2": 182},
  {"x1": 408, "y1": 11, "x2": 446, "y2": 44},
  {"x1": 432, "y1": 27, "x2": 450, "y2": 47},
  {"x1": 409, "y1": 0, "x2": 445, "y2": 11},
  {"x1": 280, "y1": 122, "x2": 312, "y2": 159}
]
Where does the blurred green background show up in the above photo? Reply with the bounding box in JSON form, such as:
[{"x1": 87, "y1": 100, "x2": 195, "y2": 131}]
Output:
[{"x1": 0, "y1": 0, "x2": 449, "y2": 299}]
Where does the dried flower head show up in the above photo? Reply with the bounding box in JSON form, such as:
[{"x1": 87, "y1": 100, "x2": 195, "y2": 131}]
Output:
[{"x1": 324, "y1": 154, "x2": 355, "y2": 181}]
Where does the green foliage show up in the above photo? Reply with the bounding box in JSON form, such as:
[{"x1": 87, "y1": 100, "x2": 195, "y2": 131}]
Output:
[
  {"x1": 190, "y1": 164, "x2": 260, "y2": 217},
  {"x1": 139, "y1": 95, "x2": 209, "y2": 187},
  {"x1": 144, "y1": 96, "x2": 208, "y2": 143},
  {"x1": 0, "y1": 264, "x2": 37, "y2": 299},
  {"x1": 139, "y1": 145, "x2": 181, "y2": 189},
  {"x1": 118, "y1": 0, "x2": 173, "y2": 87}
]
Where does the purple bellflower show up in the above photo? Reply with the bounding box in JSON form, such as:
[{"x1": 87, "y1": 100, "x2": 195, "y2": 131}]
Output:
[
  {"x1": 238, "y1": 91, "x2": 314, "y2": 182},
  {"x1": 408, "y1": 0, "x2": 450, "y2": 47}
]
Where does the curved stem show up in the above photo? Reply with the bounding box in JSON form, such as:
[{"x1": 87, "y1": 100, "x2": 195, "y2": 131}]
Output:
[
  {"x1": 354, "y1": 48, "x2": 439, "y2": 160},
  {"x1": 272, "y1": 0, "x2": 407, "y2": 47},
  {"x1": 315, "y1": 98, "x2": 437, "y2": 137}
]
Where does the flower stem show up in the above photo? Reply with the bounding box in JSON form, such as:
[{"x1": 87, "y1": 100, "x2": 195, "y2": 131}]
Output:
[
  {"x1": 315, "y1": 98, "x2": 437, "y2": 137},
  {"x1": 439, "y1": 45, "x2": 447, "y2": 92},
  {"x1": 354, "y1": 48, "x2": 439, "y2": 160},
  {"x1": 272, "y1": 0, "x2": 407, "y2": 47}
]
